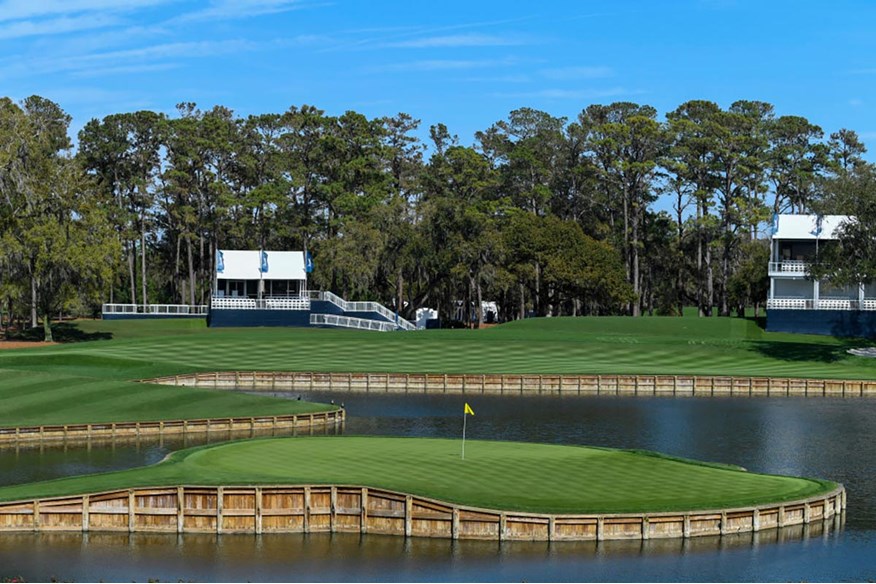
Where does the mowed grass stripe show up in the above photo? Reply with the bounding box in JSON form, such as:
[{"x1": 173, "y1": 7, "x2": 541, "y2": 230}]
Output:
[
  {"x1": 0, "y1": 437, "x2": 834, "y2": 514},
  {"x1": 4, "y1": 316, "x2": 864, "y2": 379},
  {"x1": 0, "y1": 368, "x2": 334, "y2": 426},
  {"x1": 0, "y1": 316, "x2": 873, "y2": 427}
]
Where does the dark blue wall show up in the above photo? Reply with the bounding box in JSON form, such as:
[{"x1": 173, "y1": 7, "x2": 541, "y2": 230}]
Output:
[
  {"x1": 309, "y1": 300, "x2": 344, "y2": 316},
  {"x1": 345, "y1": 311, "x2": 396, "y2": 323},
  {"x1": 767, "y1": 309, "x2": 876, "y2": 338},
  {"x1": 207, "y1": 309, "x2": 311, "y2": 328},
  {"x1": 103, "y1": 314, "x2": 205, "y2": 320}
]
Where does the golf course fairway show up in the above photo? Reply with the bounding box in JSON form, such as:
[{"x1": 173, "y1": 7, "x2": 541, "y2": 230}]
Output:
[{"x1": 0, "y1": 436, "x2": 836, "y2": 514}]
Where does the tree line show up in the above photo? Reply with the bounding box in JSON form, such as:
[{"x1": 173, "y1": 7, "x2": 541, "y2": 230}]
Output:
[{"x1": 0, "y1": 95, "x2": 871, "y2": 339}]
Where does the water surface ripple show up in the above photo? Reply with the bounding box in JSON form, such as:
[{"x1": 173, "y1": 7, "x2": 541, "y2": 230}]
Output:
[{"x1": 0, "y1": 393, "x2": 873, "y2": 581}]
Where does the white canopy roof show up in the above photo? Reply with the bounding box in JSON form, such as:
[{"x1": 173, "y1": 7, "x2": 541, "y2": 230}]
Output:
[
  {"x1": 772, "y1": 215, "x2": 852, "y2": 240},
  {"x1": 216, "y1": 250, "x2": 306, "y2": 280}
]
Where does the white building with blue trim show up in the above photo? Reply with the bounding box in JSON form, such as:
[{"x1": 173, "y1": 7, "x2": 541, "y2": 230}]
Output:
[
  {"x1": 208, "y1": 249, "x2": 415, "y2": 330},
  {"x1": 767, "y1": 214, "x2": 876, "y2": 336}
]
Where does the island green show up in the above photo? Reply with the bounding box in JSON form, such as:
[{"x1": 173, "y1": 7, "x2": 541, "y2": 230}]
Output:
[{"x1": 0, "y1": 436, "x2": 835, "y2": 514}]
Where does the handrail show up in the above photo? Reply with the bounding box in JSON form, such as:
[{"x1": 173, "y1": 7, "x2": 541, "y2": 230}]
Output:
[
  {"x1": 309, "y1": 291, "x2": 415, "y2": 330},
  {"x1": 309, "y1": 313, "x2": 398, "y2": 332},
  {"x1": 102, "y1": 304, "x2": 208, "y2": 315}
]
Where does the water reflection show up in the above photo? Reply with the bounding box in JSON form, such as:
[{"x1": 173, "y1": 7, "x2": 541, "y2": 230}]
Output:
[
  {"x1": 2, "y1": 391, "x2": 876, "y2": 581},
  {"x1": 0, "y1": 517, "x2": 848, "y2": 583},
  {"x1": 0, "y1": 423, "x2": 342, "y2": 487}
]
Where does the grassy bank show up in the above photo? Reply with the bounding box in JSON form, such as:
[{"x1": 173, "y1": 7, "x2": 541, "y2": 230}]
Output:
[
  {"x1": 0, "y1": 315, "x2": 873, "y2": 427},
  {"x1": 0, "y1": 436, "x2": 835, "y2": 513},
  {"x1": 2, "y1": 315, "x2": 875, "y2": 380}
]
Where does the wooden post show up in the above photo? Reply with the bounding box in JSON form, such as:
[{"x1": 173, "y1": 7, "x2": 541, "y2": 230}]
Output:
[
  {"x1": 683, "y1": 514, "x2": 691, "y2": 538},
  {"x1": 499, "y1": 513, "x2": 506, "y2": 541},
  {"x1": 177, "y1": 487, "x2": 185, "y2": 533},
  {"x1": 361, "y1": 488, "x2": 368, "y2": 534},
  {"x1": 720, "y1": 511, "x2": 727, "y2": 535},
  {"x1": 82, "y1": 495, "x2": 89, "y2": 532},
  {"x1": 331, "y1": 487, "x2": 338, "y2": 533},
  {"x1": 128, "y1": 490, "x2": 135, "y2": 533},
  {"x1": 303, "y1": 486, "x2": 311, "y2": 533},
  {"x1": 752, "y1": 509, "x2": 760, "y2": 531},
  {"x1": 216, "y1": 487, "x2": 224, "y2": 534},
  {"x1": 777, "y1": 505, "x2": 785, "y2": 528},
  {"x1": 255, "y1": 487, "x2": 263, "y2": 535},
  {"x1": 404, "y1": 495, "x2": 412, "y2": 537},
  {"x1": 451, "y1": 507, "x2": 459, "y2": 540},
  {"x1": 596, "y1": 516, "x2": 604, "y2": 541},
  {"x1": 33, "y1": 500, "x2": 40, "y2": 531},
  {"x1": 641, "y1": 517, "x2": 649, "y2": 540},
  {"x1": 549, "y1": 516, "x2": 556, "y2": 541},
  {"x1": 804, "y1": 501, "x2": 811, "y2": 523}
]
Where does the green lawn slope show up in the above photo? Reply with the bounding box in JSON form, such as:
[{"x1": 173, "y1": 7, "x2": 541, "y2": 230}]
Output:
[
  {"x1": 0, "y1": 315, "x2": 873, "y2": 427},
  {"x1": 0, "y1": 436, "x2": 835, "y2": 514},
  {"x1": 2, "y1": 315, "x2": 875, "y2": 380}
]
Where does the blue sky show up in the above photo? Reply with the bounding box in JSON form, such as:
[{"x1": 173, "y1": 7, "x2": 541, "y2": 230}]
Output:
[{"x1": 3, "y1": 0, "x2": 876, "y2": 153}]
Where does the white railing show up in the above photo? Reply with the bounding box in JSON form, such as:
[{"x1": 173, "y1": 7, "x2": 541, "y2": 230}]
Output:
[
  {"x1": 767, "y1": 298, "x2": 811, "y2": 310},
  {"x1": 767, "y1": 298, "x2": 876, "y2": 310},
  {"x1": 309, "y1": 313, "x2": 398, "y2": 332},
  {"x1": 102, "y1": 304, "x2": 208, "y2": 316},
  {"x1": 307, "y1": 291, "x2": 416, "y2": 330},
  {"x1": 769, "y1": 261, "x2": 810, "y2": 275},
  {"x1": 818, "y1": 298, "x2": 853, "y2": 310},
  {"x1": 210, "y1": 297, "x2": 310, "y2": 311}
]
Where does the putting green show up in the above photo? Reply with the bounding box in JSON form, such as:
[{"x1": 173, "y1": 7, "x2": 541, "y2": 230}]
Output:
[{"x1": 0, "y1": 436, "x2": 835, "y2": 514}]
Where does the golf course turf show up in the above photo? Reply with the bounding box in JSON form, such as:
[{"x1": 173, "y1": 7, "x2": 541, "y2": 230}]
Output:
[
  {"x1": 0, "y1": 436, "x2": 836, "y2": 514},
  {"x1": 0, "y1": 314, "x2": 874, "y2": 427}
]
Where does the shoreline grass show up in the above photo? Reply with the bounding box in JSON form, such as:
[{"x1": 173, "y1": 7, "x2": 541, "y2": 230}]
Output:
[
  {"x1": 0, "y1": 315, "x2": 873, "y2": 428},
  {"x1": 0, "y1": 436, "x2": 836, "y2": 514}
]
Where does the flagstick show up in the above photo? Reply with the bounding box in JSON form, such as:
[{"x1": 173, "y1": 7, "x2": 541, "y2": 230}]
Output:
[{"x1": 462, "y1": 410, "x2": 467, "y2": 460}]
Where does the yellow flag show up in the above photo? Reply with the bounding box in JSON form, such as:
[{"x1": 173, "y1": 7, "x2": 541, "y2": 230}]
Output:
[{"x1": 464, "y1": 403, "x2": 475, "y2": 416}]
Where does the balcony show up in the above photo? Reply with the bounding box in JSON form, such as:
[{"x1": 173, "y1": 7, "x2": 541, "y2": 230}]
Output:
[
  {"x1": 769, "y1": 261, "x2": 810, "y2": 276},
  {"x1": 210, "y1": 296, "x2": 311, "y2": 311}
]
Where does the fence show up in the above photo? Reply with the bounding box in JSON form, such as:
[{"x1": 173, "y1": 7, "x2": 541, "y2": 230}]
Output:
[
  {"x1": 102, "y1": 304, "x2": 208, "y2": 316},
  {"x1": 308, "y1": 291, "x2": 416, "y2": 330},
  {"x1": 0, "y1": 410, "x2": 344, "y2": 445},
  {"x1": 209, "y1": 297, "x2": 311, "y2": 311},
  {"x1": 0, "y1": 484, "x2": 844, "y2": 541},
  {"x1": 309, "y1": 314, "x2": 399, "y2": 332},
  {"x1": 143, "y1": 371, "x2": 876, "y2": 398}
]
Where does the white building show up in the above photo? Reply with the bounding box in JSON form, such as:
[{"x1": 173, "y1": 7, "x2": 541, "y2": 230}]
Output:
[
  {"x1": 213, "y1": 250, "x2": 308, "y2": 304},
  {"x1": 767, "y1": 214, "x2": 876, "y2": 336}
]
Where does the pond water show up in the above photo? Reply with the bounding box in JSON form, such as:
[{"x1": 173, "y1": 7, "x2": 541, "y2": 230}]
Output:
[{"x1": 1, "y1": 393, "x2": 874, "y2": 582}]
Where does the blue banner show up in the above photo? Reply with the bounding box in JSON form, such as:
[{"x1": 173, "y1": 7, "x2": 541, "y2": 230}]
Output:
[
  {"x1": 260, "y1": 250, "x2": 269, "y2": 273},
  {"x1": 811, "y1": 215, "x2": 823, "y2": 237},
  {"x1": 305, "y1": 251, "x2": 314, "y2": 273},
  {"x1": 216, "y1": 250, "x2": 224, "y2": 273}
]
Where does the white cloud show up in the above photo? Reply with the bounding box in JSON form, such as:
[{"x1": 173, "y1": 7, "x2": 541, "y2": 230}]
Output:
[
  {"x1": 0, "y1": 39, "x2": 256, "y2": 80},
  {"x1": 849, "y1": 98, "x2": 864, "y2": 107},
  {"x1": 491, "y1": 87, "x2": 640, "y2": 100},
  {"x1": 0, "y1": 0, "x2": 173, "y2": 22},
  {"x1": 0, "y1": 14, "x2": 121, "y2": 39},
  {"x1": 541, "y1": 66, "x2": 613, "y2": 80},
  {"x1": 368, "y1": 58, "x2": 520, "y2": 73},
  {"x1": 173, "y1": 0, "x2": 323, "y2": 23},
  {"x1": 69, "y1": 62, "x2": 180, "y2": 78},
  {"x1": 385, "y1": 33, "x2": 525, "y2": 49}
]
